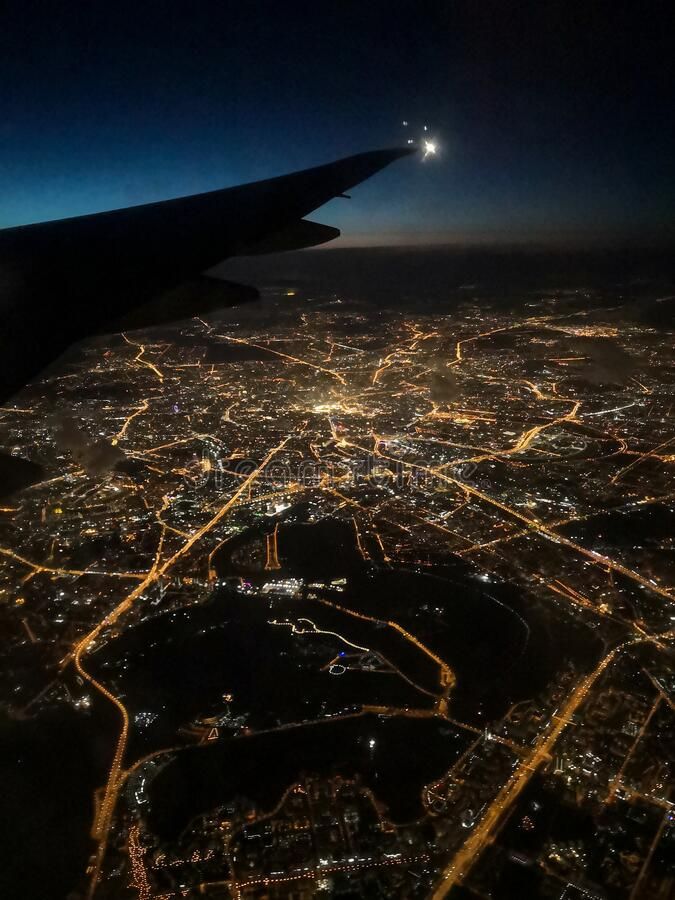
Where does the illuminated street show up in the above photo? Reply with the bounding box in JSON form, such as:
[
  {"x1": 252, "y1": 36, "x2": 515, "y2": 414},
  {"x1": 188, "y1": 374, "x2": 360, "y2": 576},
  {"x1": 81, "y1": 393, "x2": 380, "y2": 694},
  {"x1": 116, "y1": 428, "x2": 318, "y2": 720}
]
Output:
[{"x1": 1, "y1": 275, "x2": 673, "y2": 899}]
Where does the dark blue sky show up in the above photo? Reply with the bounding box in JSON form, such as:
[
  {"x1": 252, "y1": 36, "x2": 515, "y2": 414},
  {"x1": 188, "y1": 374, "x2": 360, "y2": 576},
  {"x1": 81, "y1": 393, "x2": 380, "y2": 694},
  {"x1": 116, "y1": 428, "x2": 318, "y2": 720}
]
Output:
[{"x1": 1, "y1": 1, "x2": 673, "y2": 243}]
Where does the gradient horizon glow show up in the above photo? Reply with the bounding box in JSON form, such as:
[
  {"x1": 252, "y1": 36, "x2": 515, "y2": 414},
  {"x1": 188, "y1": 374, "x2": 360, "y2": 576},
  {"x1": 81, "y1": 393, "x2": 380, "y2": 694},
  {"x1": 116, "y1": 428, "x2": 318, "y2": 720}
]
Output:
[{"x1": 1, "y1": 2, "x2": 673, "y2": 245}]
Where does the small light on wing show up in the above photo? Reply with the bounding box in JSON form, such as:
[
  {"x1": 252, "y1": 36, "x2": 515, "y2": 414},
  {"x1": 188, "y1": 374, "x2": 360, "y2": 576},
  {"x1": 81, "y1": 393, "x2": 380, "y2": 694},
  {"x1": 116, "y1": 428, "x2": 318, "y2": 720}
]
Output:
[{"x1": 422, "y1": 139, "x2": 438, "y2": 159}]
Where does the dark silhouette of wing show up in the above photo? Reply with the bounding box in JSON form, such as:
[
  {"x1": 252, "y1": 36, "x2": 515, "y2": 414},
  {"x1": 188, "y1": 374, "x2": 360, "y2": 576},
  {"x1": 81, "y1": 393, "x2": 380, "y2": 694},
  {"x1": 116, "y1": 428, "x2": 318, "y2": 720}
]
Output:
[{"x1": 0, "y1": 147, "x2": 414, "y2": 400}]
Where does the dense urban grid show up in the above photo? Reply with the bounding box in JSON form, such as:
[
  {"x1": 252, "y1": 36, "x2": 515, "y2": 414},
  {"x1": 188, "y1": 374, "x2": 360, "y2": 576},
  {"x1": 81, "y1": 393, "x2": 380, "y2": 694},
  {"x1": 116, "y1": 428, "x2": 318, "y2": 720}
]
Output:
[{"x1": 0, "y1": 281, "x2": 673, "y2": 899}]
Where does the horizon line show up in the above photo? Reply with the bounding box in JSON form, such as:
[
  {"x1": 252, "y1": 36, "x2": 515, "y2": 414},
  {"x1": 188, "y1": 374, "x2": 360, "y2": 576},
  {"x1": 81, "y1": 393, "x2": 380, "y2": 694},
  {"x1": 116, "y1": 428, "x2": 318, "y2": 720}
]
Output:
[{"x1": 322, "y1": 227, "x2": 675, "y2": 251}]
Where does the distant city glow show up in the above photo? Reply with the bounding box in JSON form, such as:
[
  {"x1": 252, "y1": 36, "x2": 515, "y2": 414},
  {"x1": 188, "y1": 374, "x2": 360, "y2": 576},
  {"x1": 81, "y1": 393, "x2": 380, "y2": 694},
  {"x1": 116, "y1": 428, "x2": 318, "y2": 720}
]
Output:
[{"x1": 2, "y1": 281, "x2": 672, "y2": 900}]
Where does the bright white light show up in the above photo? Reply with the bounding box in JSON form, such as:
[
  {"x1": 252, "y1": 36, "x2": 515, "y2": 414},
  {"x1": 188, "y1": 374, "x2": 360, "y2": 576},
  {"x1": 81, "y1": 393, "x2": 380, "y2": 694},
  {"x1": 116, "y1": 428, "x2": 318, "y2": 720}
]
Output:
[
  {"x1": 368, "y1": 738, "x2": 376, "y2": 748},
  {"x1": 423, "y1": 139, "x2": 438, "y2": 159}
]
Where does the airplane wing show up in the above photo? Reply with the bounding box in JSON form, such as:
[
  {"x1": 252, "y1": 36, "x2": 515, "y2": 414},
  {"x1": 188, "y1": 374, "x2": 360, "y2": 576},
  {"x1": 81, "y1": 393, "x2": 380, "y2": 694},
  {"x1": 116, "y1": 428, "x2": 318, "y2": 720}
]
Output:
[{"x1": 0, "y1": 147, "x2": 414, "y2": 401}]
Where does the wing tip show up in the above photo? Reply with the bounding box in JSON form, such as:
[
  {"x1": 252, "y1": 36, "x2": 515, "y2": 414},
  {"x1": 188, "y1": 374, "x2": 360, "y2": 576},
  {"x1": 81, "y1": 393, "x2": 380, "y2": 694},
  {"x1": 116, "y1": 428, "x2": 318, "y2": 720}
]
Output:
[{"x1": 326, "y1": 146, "x2": 416, "y2": 195}]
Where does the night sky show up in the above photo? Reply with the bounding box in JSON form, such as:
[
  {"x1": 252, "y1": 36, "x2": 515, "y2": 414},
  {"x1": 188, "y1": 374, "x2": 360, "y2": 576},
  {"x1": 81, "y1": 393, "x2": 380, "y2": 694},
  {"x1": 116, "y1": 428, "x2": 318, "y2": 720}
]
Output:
[{"x1": 1, "y1": 1, "x2": 673, "y2": 244}]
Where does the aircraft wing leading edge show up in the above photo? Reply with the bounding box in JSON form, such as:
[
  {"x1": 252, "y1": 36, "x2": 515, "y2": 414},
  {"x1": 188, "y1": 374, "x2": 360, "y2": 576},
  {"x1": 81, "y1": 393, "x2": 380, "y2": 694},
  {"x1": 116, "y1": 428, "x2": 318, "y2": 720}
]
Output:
[{"x1": 0, "y1": 147, "x2": 414, "y2": 400}]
